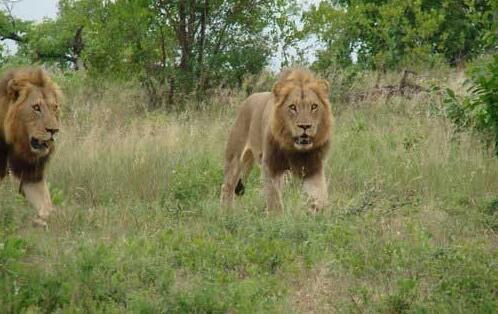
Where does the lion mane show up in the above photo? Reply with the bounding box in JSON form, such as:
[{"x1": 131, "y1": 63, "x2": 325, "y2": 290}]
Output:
[{"x1": 0, "y1": 68, "x2": 61, "y2": 184}]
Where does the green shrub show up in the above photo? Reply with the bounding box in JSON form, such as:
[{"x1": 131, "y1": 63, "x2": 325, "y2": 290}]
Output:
[{"x1": 445, "y1": 54, "x2": 498, "y2": 153}]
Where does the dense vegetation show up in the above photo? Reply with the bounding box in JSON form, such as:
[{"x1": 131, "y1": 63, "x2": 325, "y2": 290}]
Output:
[
  {"x1": 0, "y1": 0, "x2": 497, "y2": 312},
  {"x1": 305, "y1": 0, "x2": 497, "y2": 69},
  {"x1": 445, "y1": 55, "x2": 498, "y2": 154},
  {"x1": 0, "y1": 0, "x2": 496, "y2": 100}
]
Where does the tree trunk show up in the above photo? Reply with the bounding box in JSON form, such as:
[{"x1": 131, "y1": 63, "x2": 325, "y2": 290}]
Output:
[
  {"x1": 197, "y1": 0, "x2": 208, "y2": 91},
  {"x1": 71, "y1": 26, "x2": 84, "y2": 70},
  {"x1": 178, "y1": 0, "x2": 189, "y2": 71},
  {"x1": 168, "y1": 75, "x2": 175, "y2": 105},
  {"x1": 159, "y1": 26, "x2": 167, "y2": 69}
]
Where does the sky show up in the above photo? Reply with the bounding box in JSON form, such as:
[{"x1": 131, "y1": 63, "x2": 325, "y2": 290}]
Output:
[
  {"x1": 1, "y1": 0, "x2": 58, "y2": 54},
  {"x1": 9, "y1": 0, "x2": 58, "y2": 20}
]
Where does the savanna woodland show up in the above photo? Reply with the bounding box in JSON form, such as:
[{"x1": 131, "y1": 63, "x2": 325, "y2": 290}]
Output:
[{"x1": 1, "y1": 0, "x2": 497, "y2": 312}]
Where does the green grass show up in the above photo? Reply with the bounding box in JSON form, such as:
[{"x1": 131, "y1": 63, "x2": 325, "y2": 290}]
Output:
[{"x1": 1, "y1": 72, "x2": 497, "y2": 313}]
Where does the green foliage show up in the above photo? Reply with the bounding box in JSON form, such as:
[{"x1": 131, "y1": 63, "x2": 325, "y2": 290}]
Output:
[
  {"x1": 20, "y1": 0, "x2": 155, "y2": 73},
  {"x1": 12, "y1": 0, "x2": 297, "y2": 102},
  {"x1": 165, "y1": 153, "x2": 224, "y2": 213},
  {"x1": 445, "y1": 54, "x2": 498, "y2": 153},
  {"x1": 304, "y1": 0, "x2": 496, "y2": 70},
  {"x1": 0, "y1": 7, "x2": 31, "y2": 64}
]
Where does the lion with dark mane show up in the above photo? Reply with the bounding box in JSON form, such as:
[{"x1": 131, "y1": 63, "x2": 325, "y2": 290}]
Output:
[
  {"x1": 0, "y1": 68, "x2": 62, "y2": 227},
  {"x1": 221, "y1": 68, "x2": 333, "y2": 213}
]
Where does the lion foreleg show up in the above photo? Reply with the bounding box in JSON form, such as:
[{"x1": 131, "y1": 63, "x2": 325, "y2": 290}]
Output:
[
  {"x1": 21, "y1": 179, "x2": 54, "y2": 227},
  {"x1": 221, "y1": 156, "x2": 242, "y2": 208},
  {"x1": 303, "y1": 167, "x2": 328, "y2": 213},
  {"x1": 237, "y1": 148, "x2": 254, "y2": 194},
  {"x1": 263, "y1": 164, "x2": 284, "y2": 213}
]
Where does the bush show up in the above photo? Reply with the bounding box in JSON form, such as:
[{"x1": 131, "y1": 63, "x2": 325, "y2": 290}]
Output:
[{"x1": 445, "y1": 54, "x2": 498, "y2": 153}]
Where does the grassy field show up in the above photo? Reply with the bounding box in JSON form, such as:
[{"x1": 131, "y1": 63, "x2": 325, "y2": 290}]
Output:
[{"x1": 1, "y1": 70, "x2": 497, "y2": 313}]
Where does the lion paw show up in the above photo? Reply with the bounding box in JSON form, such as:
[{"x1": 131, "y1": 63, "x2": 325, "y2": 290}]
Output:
[
  {"x1": 32, "y1": 217, "x2": 48, "y2": 230},
  {"x1": 307, "y1": 203, "x2": 322, "y2": 215}
]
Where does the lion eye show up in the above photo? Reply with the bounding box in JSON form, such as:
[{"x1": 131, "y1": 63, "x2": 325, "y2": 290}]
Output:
[
  {"x1": 33, "y1": 104, "x2": 41, "y2": 112},
  {"x1": 311, "y1": 104, "x2": 318, "y2": 111},
  {"x1": 289, "y1": 104, "x2": 297, "y2": 112}
]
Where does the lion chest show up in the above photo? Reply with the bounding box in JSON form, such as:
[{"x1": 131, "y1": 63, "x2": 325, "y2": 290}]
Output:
[{"x1": 263, "y1": 136, "x2": 325, "y2": 179}]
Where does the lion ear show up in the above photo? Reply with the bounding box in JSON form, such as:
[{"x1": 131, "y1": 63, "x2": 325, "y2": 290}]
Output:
[
  {"x1": 315, "y1": 79, "x2": 330, "y2": 95},
  {"x1": 272, "y1": 81, "x2": 289, "y2": 105},
  {"x1": 7, "y1": 78, "x2": 22, "y2": 101},
  {"x1": 272, "y1": 81, "x2": 284, "y2": 97},
  {"x1": 35, "y1": 68, "x2": 49, "y2": 86}
]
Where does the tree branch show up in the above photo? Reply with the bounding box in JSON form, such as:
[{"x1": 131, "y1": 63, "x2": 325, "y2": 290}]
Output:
[
  {"x1": 1, "y1": 0, "x2": 26, "y2": 42},
  {"x1": 0, "y1": 31, "x2": 24, "y2": 42}
]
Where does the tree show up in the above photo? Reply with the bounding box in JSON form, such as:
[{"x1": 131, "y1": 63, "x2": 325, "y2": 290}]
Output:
[
  {"x1": 304, "y1": 0, "x2": 496, "y2": 70},
  {"x1": 17, "y1": 0, "x2": 106, "y2": 70},
  {"x1": 14, "y1": 0, "x2": 296, "y2": 105},
  {"x1": 153, "y1": 0, "x2": 286, "y2": 92},
  {"x1": 0, "y1": 1, "x2": 30, "y2": 63},
  {"x1": 0, "y1": 1, "x2": 29, "y2": 43}
]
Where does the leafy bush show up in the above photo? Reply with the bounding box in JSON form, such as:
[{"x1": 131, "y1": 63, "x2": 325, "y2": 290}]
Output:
[
  {"x1": 445, "y1": 54, "x2": 498, "y2": 153},
  {"x1": 304, "y1": 0, "x2": 496, "y2": 70}
]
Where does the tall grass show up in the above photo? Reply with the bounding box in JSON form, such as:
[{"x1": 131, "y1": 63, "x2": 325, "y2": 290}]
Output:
[{"x1": 1, "y1": 70, "x2": 496, "y2": 312}]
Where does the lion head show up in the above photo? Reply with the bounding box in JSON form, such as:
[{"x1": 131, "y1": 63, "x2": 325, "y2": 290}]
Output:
[
  {"x1": 270, "y1": 69, "x2": 332, "y2": 152},
  {"x1": 0, "y1": 68, "x2": 62, "y2": 162}
]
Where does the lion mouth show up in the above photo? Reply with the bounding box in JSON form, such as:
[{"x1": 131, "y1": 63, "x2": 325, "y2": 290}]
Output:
[
  {"x1": 30, "y1": 137, "x2": 50, "y2": 151},
  {"x1": 295, "y1": 134, "x2": 312, "y2": 145},
  {"x1": 294, "y1": 134, "x2": 313, "y2": 150}
]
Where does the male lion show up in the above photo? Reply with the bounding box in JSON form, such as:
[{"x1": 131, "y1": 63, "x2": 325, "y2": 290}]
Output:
[
  {"x1": 0, "y1": 68, "x2": 62, "y2": 227},
  {"x1": 221, "y1": 69, "x2": 333, "y2": 213}
]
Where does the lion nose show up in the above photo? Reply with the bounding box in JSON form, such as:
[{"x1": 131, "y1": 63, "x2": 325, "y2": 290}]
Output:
[
  {"x1": 46, "y1": 128, "x2": 59, "y2": 136},
  {"x1": 298, "y1": 124, "x2": 312, "y2": 131}
]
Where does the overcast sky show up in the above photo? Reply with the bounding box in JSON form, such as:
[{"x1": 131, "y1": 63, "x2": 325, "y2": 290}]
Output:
[{"x1": 9, "y1": 0, "x2": 58, "y2": 21}]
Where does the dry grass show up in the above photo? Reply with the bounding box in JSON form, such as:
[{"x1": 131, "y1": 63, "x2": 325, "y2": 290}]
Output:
[{"x1": 1, "y1": 70, "x2": 497, "y2": 312}]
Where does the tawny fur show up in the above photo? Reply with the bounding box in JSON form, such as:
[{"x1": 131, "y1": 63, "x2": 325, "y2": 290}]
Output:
[
  {"x1": 0, "y1": 67, "x2": 62, "y2": 227},
  {"x1": 221, "y1": 68, "x2": 333, "y2": 213}
]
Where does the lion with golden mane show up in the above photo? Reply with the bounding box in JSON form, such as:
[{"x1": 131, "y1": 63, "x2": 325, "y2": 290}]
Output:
[
  {"x1": 0, "y1": 68, "x2": 62, "y2": 227},
  {"x1": 221, "y1": 68, "x2": 333, "y2": 213}
]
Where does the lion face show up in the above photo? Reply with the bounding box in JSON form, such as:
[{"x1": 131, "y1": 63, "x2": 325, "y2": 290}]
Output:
[
  {"x1": 3, "y1": 70, "x2": 61, "y2": 159},
  {"x1": 271, "y1": 71, "x2": 332, "y2": 152},
  {"x1": 16, "y1": 89, "x2": 60, "y2": 156},
  {"x1": 278, "y1": 88, "x2": 326, "y2": 150}
]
